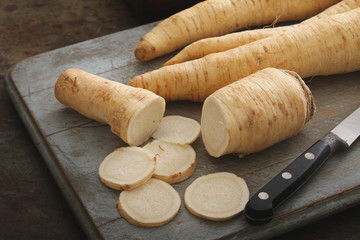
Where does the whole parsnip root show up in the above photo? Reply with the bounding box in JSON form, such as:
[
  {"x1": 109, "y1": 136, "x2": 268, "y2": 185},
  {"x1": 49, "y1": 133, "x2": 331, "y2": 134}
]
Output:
[
  {"x1": 55, "y1": 69, "x2": 165, "y2": 146},
  {"x1": 135, "y1": 0, "x2": 340, "y2": 61},
  {"x1": 130, "y1": 9, "x2": 360, "y2": 102},
  {"x1": 164, "y1": 0, "x2": 360, "y2": 65},
  {"x1": 201, "y1": 68, "x2": 315, "y2": 158}
]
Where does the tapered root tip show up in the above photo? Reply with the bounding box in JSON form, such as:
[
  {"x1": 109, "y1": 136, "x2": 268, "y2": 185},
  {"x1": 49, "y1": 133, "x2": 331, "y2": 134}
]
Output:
[{"x1": 134, "y1": 40, "x2": 157, "y2": 62}]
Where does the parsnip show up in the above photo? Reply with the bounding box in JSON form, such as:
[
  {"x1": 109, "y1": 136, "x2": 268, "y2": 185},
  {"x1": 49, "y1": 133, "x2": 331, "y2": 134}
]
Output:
[
  {"x1": 130, "y1": 9, "x2": 360, "y2": 102},
  {"x1": 55, "y1": 69, "x2": 165, "y2": 146},
  {"x1": 151, "y1": 115, "x2": 201, "y2": 144},
  {"x1": 135, "y1": 0, "x2": 340, "y2": 61},
  {"x1": 144, "y1": 140, "x2": 196, "y2": 184},
  {"x1": 117, "y1": 178, "x2": 181, "y2": 227},
  {"x1": 98, "y1": 147, "x2": 155, "y2": 190},
  {"x1": 201, "y1": 68, "x2": 315, "y2": 157},
  {"x1": 184, "y1": 172, "x2": 249, "y2": 221},
  {"x1": 164, "y1": 0, "x2": 360, "y2": 65}
]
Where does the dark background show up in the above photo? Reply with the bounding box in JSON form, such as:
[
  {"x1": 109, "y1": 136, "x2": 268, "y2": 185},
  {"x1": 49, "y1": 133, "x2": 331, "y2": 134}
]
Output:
[{"x1": 1, "y1": 0, "x2": 359, "y2": 239}]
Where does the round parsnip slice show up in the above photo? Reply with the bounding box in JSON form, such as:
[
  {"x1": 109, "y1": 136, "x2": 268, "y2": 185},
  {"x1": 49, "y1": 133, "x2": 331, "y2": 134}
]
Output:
[
  {"x1": 98, "y1": 147, "x2": 155, "y2": 191},
  {"x1": 184, "y1": 172, "x2": 249, "y2": 221},
  {"x1": 117, "y1": 178, "x2": 181, "y2": 227},
  {"x1": 144, "y1": 140, "x2": 196, "y2": 184},
  {"x1": 151, "y1": 115, "x2": 201, "y2": 144}
]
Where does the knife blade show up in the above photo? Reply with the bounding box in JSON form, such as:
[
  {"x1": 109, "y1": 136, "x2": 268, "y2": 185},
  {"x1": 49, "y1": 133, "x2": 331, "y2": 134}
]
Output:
[{"x1": 244, "y1": 107, "x2": 360, "y2": 224}]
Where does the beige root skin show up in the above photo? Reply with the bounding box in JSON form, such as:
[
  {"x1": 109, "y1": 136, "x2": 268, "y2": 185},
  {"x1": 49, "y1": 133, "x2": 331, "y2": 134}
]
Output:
[
  {"x1": 130, "y1": 9, "x2": 360, "y2": 102},
  {"x1": 135, "y1": 0, "x2": 340, "y2": 61},
  {"x1": 164, "y1": 0, "x2": 360, "y2": 65},
  {"x1": 163, "y1": 27, "x2": 288, "y2": 66},
  {"x1": 55, "y1": 69, "x2": 165, "y2": 146},
  {"x1": 201, "y1": 68, "x2": 315, "y2": 158}
]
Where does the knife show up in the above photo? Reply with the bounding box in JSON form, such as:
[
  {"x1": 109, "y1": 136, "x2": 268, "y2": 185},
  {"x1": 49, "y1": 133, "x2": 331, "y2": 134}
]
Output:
[{"x1": 244, "y1": 107, "x2": 360, "y2": 224}]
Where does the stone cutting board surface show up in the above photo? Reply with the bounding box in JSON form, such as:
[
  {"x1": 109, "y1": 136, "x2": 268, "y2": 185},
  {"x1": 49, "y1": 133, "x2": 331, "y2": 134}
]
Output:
[{"x1": 5, "y1": 22, "x2": 360, "y2": 240}]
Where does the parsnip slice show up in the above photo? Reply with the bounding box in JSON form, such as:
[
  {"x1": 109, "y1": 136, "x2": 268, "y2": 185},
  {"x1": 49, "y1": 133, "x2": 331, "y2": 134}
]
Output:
[
  {"x1": 144, "y1": 140, "x2": 196, "y2": 184},
  {"x1": 98, "y1": 147, "x2": 155, "y2": 191},
  {"x1": 151, "y1": 115, "x2": 200, "y2": 144},
  {"x1": 117, "y1": 178, "x2": 181, "y2": 227},
  {"x1": 184, "y1": 172, "x2": 249, "y2": 221}
]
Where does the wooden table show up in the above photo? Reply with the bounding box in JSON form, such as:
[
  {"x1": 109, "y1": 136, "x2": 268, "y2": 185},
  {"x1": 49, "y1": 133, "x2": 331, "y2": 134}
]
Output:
[{"x1": 1, "y1": 1, "x2": 360, "y2": 239}]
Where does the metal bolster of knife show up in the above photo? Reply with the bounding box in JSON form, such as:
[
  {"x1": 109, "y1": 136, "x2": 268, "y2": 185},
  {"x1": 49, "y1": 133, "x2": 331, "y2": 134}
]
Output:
[{"x1": 321, "y1": 132, "x2": 349, "y2": 153}]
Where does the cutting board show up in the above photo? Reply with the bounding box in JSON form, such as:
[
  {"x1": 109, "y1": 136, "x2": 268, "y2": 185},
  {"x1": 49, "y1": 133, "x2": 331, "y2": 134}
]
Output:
[{"x1": 5, "y1": 22, "x2": 360, "y2": 240}]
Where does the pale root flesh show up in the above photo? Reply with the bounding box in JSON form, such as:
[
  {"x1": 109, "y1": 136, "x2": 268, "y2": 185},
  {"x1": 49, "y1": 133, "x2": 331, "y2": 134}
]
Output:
[
  {"x1": 117, "y1": 178, "x2": 181, "y2": 227},
  {"x1": 184, "y1": 172, "x2": 249, "y2": 221},
  {"x1": 164, "y1": 0, "x2": 360, "y2": 65},
  {"x1": 130, "y1": 9, "x2": 360, "y2": 102},
  {"x1": 135, "y1": 0, "x2": 340, "y2": 61},
  {"x1": 98, "y1": 147, "x2": 155, "y2": 190},
  {"x1": 151, "y1": 115, "x2": 201, "y2": 144},
  {"x1": 201, "y1": 68, "x2": 315, "y2": 157},
  {"x1": 55, "y1": 68, "x2": 165, "y2": 146},
  {"x1": 144, "y1": 140, "x2": 196, "y2": 184}
]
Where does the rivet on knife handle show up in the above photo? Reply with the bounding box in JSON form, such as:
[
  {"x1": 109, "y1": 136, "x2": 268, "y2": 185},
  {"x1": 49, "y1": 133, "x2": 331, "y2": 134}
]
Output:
[{"x1": 244, "y1": 107, "x2": 360, "y2": 224}]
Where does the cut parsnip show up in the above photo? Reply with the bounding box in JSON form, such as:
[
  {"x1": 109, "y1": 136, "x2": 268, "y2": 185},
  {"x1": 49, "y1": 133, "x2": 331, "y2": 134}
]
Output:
[
  {"x1": 151, "y1": 115, "x2": 201, "y2": 144},
  {"x1": 55, "y1": 68, "x2": 165, "y2": 146},
  {"x1": 184, "y1": 172, "x2": 249, "y2": 221},
  {"x1": 98, "y1": 147, "x2": 155, "y2": 191},
  {"x1": 144, "y1": 140, "x2": 196, "y2": 184},
  {"x1": 201, "y1": 68, "x2": 315, "y2": 157},
  {"x1": 117, "y1": 178, "x2": 181, "y2": 227}
]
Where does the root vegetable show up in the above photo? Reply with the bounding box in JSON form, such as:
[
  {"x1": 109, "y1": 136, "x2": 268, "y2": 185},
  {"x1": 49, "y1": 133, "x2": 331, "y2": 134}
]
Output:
[
  {"x1": 164, "y1": 0, "x2": 360, "y2": 65},
  {"x1": 98, "y1": 147, "x2": 155, "y2": 190},
  {"x1": 135, "y1": 0, "x2": 340, "y2": 62},
  {"x1": 151, "y1": 115, "x2": 201, "y2": 144},
  {"x1": 201, "y1": 68, "x2": 315, "y2": 157},
  {"x1": 184, "y1": 172, "x2": 249, "y2": 221},
  {"x1": 130, "y1": 9, "x2": 360, "y2": 102},
  {"x1": 55, "y1": 68, "x2": 165, "y2": 146},
  {"x1": 117, "y1": 178, "x2": 181, "y2": 227},
  {"x1": 144, "y1": 140, "x2": 196, "y2": 184}
]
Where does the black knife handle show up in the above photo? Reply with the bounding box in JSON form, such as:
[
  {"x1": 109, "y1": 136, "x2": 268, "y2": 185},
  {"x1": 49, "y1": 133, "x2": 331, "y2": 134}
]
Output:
[{"x1": 244, "y1": 139, "x2": 332, "y2": 224}]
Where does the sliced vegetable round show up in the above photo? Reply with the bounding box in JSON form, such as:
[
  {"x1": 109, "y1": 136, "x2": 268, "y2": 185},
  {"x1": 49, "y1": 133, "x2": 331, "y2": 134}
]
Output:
[
  {"x1": 117, "y1": 178, "x2": 181, "y2": 227},
  {"x1": 151, "y1": 115, "x2": 201, "y2": 144},
  {"x1": 98, "y1": 147, "x2": 155, "y2": 190},
  {"x1": 144, "y1": 140, "x2": 196, "y2": 184},
  {"x1": 184, "y1": 172, "x2": 249, "y2": 221}
]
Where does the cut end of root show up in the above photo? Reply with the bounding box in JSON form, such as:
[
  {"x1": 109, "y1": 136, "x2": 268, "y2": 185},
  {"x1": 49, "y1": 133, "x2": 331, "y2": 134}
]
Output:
[
  {"x1": 201, "y1": 96, "x2": 229, "y2": 157},
  {"x1": 127, "y1": 97, "x2": 166, "y2": 146}
]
